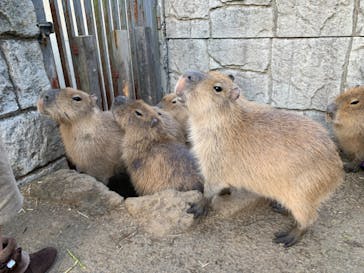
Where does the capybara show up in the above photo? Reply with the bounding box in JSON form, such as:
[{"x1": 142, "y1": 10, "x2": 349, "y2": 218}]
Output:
[
  {"x1": 153, "y1": 106, "x2": 187, "y2": 144},
  {"x1": 327, "y1": 85, "x2": 364, "y2": 172},
  {"x1": 175, "y1": 70, "x2": 343, "y2": 247},
  {"x1": 37, "y1": 88, "x2": 125, "y2": 184},
  {"x1": 111, "y1": 96, "x2": 203, "y2": 196},
  {"x1": 157, "y1": 93, "x2": 189, "y2": 141}
]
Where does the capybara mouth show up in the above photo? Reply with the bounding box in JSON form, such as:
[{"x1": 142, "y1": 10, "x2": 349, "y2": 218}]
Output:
[{"x1": 325, "y1": 111, "x2": 334, "y2": 121}]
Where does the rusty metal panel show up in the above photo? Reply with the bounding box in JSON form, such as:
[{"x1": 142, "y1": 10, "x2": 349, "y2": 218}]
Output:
[
  {"x1": 71, "y1": 35, "x2": 103, "y2": 108},
  {"x1": 83, "y1": 0, "x2": 108, "y2": 109},
  {"x1": 32, "y1": 0, "x2": 163, "y2": 109},
  {"x1": 111, "y1": 30, "x2": 135, "y2": 98}
]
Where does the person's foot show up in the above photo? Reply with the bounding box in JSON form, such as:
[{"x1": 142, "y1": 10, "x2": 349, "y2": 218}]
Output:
[
  {"x1": 24, "y1": 247, "x2": 57, "y2": 273},
  {"x1": 1, "y1": 237, "x2": 56, "y2": 273}
]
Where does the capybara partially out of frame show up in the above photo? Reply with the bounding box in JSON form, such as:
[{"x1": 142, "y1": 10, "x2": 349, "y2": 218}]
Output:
[
  {"x1": 175, "y1": 70, "x2": 343, "y2": 247},
  {"x1": 327, "y1": 85, "x2": 364, "y2": 172},
  {"x1": 111, "y1": 97, "x2": 203, "y2": 196}
]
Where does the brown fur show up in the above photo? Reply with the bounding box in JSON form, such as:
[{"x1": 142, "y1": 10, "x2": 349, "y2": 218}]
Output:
[
  {"x1": 176, "y1": 70, "x2": 343, "y2": 246},
  {"x1": 327, "y1": 85, "x2": 364, "y2": 171},
  {"x1": 152, "y1": 106, "x2": 187, "y2": 144},
  {"x1": 37, "y1": 88, "x2": 125, "y2": 184},
  {"x1": 157, "y1": 93, "x2": 189, "y2": 141},
  {"x1": 112, "y1": 99, "x2": 203, "y2": 196}
]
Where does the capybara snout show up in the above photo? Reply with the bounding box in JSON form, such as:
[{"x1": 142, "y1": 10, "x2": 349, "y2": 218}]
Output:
[
  {"x1": 326, "y1": 102, "x2": 337, "y2": 119},
  {"x1": 112, "y1": 95, "x2": 130, "y2": 108},
  {"x1": 175, "y1": 70, "x2": 207, "y2": 96},
  {"x1": 40, "y1": 89, "x2": 59, "y2": 104}
]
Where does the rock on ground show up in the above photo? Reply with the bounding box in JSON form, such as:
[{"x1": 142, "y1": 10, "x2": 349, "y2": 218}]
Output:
[
  {"x1": 24, "y1": 169, "x2": 123, "y2": 216},
  {"x1": 125, "y1": 189, "x2": 202, "y2": 237}
]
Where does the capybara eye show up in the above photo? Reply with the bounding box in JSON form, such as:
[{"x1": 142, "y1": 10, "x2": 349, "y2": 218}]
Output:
[
  {"x1": 214, "y1": 86, "x2": 223, "y2": 92},
  {"x1": 158, "y1": 112, "x2": 162, "y2": 116},
  {"x1": 72, "y1": 96, "x2": 82, "y2": 101},
  {"x1": 172, "y1": 100, "x2": 177, "y2": 104},
  {"x1": 135, "y1": 110, "x2": 143, "y2": 117},
  {"x1": 350, "y1": 99, "x2": 359, "y2": 105}
]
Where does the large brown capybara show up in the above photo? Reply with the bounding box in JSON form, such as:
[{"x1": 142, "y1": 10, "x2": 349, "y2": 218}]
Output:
[
  {"x1": 111, "y1": 96, "x2": 203, "y2": 196},
  {"x1": 37, "y1": 88, "x2": 125, "y2": 185},
  {"x1": 175, "y1": 70, "x2": 343, "y2": 247},
  {"x1": 327, "y1": 85, "x2": 364, "y2": 172}
]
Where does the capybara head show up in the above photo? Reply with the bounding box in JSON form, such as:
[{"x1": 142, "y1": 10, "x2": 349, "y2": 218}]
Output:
[
  {"x1": 37, "y1": 87, "x2": 98, "y2": 123},
  {"x1": 327, "y1": 85, "x2": 364, "y2": 127},
  {"x1": 112, "y1": 97, "x2": 162, "y2": 134},
  {"x1": 157, "y1": 93, "x2": 186, "y2": 111},
  {"x1": 175, "y1": 70, "x2": 240, "y2": 111}
]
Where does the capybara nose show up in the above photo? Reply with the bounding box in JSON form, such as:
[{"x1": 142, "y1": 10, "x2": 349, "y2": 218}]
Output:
[
  {"x1": 183, "y1": 70, "x2": 206, "y2": 83},
  {"x1": 326, "y1": 103, "x2": 337, "y2": 118},
  {"x1": 42, "y1": 89, "x2": 59, "y2": 103},
  {"x1": 175, "y1": 70, "x2": 207, "y2": 96},
  {"x1": 150, "y1": 117, "x2": 159, "y2": 128},
  {"x1": 113, "y1": 95, "x2": 129, "y2": 107}
]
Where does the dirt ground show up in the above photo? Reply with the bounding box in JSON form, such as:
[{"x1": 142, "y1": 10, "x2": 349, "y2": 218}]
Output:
[{"x1": 3, "y1": 172, "x2": 364, "y2": 273}]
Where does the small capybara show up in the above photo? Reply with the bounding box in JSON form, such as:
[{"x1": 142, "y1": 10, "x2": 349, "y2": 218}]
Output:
[
  {"x1": 327, "y1": 85, "x2": 364, "y2": 172},
  {"x1": 175, "y1": 70, "x2": 343, "y2": 247},
  {"x1": 37, "y1": 88, "x2": 125, "y2": 184},
  {"x1": 157, "y1": 93, "x2": 189, "y2": 141},
  {"x1": 108, "y1": 95, "x2": 186, "y2": 144},
  {"x1": 111, "y1": 97, "x2": 203, "y2": 196},
  {"x1": 152, "y1": 106, "x2": 187, "y2": 144}
]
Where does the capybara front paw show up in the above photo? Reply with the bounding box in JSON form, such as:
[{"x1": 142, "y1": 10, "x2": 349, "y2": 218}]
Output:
[
  {"x1": 270, "y1": 200, "x2": 289, "y2": 215},
  {"x1": 187, "y1": 200, "x2": 209, "y2": 218},
  {"x1": 273, "y1": 227, "x2": 306, "y2": 247}
]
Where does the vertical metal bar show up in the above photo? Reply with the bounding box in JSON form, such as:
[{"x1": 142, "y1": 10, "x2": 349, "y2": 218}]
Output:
[
  {"x1": 84, "y1": 0, "x2": 108, "y2": 109},
  {"x1": 57, "y1": 0, "x2": 77, "y2": 87},
  {"x1": 42, "y1": 0, "x2": 66, "y2": 88},
  {"x1": 96, "y1": 0, "x2": 115, "y2": 105}
]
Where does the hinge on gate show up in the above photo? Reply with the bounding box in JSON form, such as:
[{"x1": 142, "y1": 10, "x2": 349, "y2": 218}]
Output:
[
  {"x1": 36, "y1": 21, "x2": 54, "y2": 46},
  {"x1": 156, "y1": 16, "x2": 161, "y2": 30}
]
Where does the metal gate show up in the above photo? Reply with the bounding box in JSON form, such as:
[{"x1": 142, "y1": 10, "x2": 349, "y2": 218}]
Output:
[{"x1": 32, "y1": 0, "x2": 162, "y2": 110}]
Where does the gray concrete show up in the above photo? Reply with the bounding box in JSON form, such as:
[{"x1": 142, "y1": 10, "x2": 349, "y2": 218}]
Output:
[
  {"x1": 0, "y1": 0, "x2": 65, "y2": 183},
  {"x1": 161, "y1": 0, "x2": 364, "y2": 118}
]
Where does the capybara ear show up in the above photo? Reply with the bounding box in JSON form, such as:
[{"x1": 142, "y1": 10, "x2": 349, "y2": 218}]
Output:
[
  {"x1": 228, "y1": 74, "x2": 235, "y2": 81},
  {"x1": 90, "y1": 94, "x2": 98, "y2": 105},
  {"x1": 229, "y1": 86, "x2": 240, "y2": 101}
]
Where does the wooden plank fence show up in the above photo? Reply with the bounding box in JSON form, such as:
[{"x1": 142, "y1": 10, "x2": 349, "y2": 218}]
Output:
[{"x1": 32, "y1": 0, "x2": 162, "y2": 110}]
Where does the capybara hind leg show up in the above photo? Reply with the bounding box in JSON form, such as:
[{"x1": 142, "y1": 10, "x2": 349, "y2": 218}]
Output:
[
  {"x1": 274, "y1": 204, "x2": 317, "y2": 247},
  {"x1": 344, "y1": 160, "x2": 361, "y2": 173},
  {"x1": 270, "y1": 200, "x2": 289, "y2": 216},
  {"x1": 274, "y1": 226, "x2": 307, "y2": 247}
]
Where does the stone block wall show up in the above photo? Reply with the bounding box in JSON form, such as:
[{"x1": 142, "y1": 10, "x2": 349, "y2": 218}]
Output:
[
  {"x1": 160, "y1": 0, "x2": 364, "y2": 124},
  {"x1": 0, "y1": 1, "x2": 66, "y2": 184}
]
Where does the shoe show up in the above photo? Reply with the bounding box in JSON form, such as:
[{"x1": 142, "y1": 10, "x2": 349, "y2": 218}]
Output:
[
  {"x1": 24, "y1": 247, "x2": 57, "y2": 273},
  {"x1": 0, "y1": 237, "x2": 29, "y2": 273},
  {"x1": 0, "y1": 237, "x2": 56, "y2": 273}
]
